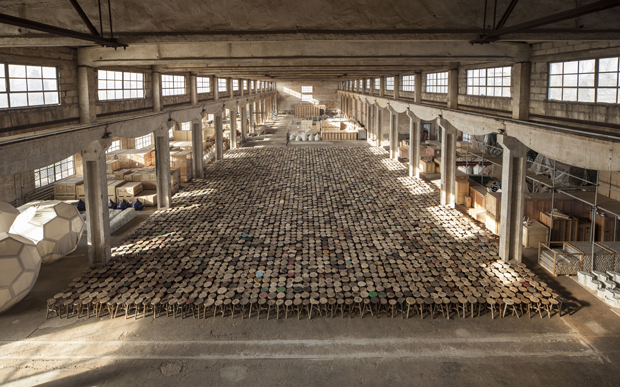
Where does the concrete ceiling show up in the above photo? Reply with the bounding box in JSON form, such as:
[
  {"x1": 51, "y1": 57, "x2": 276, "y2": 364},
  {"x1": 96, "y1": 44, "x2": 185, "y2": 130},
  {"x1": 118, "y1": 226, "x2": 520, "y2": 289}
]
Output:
[{"x1": 2, "y1": 0, "x2": 620, "y2": 80}]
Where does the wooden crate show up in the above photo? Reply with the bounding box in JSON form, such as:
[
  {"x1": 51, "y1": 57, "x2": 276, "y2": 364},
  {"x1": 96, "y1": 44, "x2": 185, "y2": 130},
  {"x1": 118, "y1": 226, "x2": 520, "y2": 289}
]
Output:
[
  {"x1": 486, "y1": 191, "x2": 501, "y2": 218},
  {"x1": 419, "y1": 160, "x2": 435, "y2": 174},
  {"x1": 469, "y1": 182, "x2": 486, "y2": 211},
  {"x1": 468, "y1": 208, "x2": 486, "y2": 222},
  {"x1": 294, "y1": 104, "x2": 325, "y2": 118},
  {"x1": 485, "y1": 212, "x2": 500, "y2": 235},
  {"x1": 321, "y1": 131, "x2": 357, "y2": 141},
  {"x1": 591, "y1": 212, "x2": 620, "y2": 242},
  {"x1": 577, "y1": 219, "x2": 592, "y2": 242},
  {"x1": 523, "y1": 192, "x2": 576, "y2": 220},
  {"x1": 540, "y1": 210, "x2": 578, "y2": 241},
  {"x1": 53, "y1": 177, "x2": 83, "y2": 200},
  {"x1": 117, "y1": 181, "x2": 143, "y2": 197},
  {"x1": 106, "y1": 159, "x2": 120, "y2": 173},
  {"x1": 136, "y1": 190, "x2": 157, "y2": 207},
  {"x1": 523, "y1": 219, "x2": 549, "y2": 248},
  {"x1": 456, "y1": 180, "x2": 470, "y2": 205}
]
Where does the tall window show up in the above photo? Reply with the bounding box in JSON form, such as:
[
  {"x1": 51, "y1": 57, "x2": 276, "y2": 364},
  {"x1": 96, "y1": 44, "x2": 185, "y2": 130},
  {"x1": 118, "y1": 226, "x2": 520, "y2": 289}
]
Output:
[
  {"x1": 375, "y1": 78, "x2": 380, "y2": 90},
  {"x1": 169, "y1": 128, "x2": 174, "y2": 138},
  {"x1": 181, "y1": 122, "x2": 191, "y2": 131},
  {"x1": 162, "y1": 75, "x2": 185, "y2": 96},
  {"x1": 386, "y1": 77, "x2": 394, "y2": 91},
  {"x1": 106, "y1": 140, "x2": 121, "y2": 153},
  {"x1": 301, "y1": 86, "x2": 313, "y2": 93},
  {"x1": 197, "y1": 77, "x2": 210, "y2": 93},
  {"x1": 549, "y1": 58, "x2": 620, "y2": 103},
  {"x1": 98, "y1": 70, "x2": 144, "y2": 100},
  {"x1": 135, "y1": 134, "x2": 152, "y2": 149},
  {"x1": 360, "y1": 79, "x2": 364, "y2": 90},
  {"x1": 426, "y1": 72, "x2": 448, "y2": 93},
  {"x1": 251, "y1": 80, "x2": 255, "y2": 90},
  {"x1": 366, "y1": 79, "x2": 371, "y2": 89},
  {"x1": 34, "y1": 156, "x2": 74, "y2": 188},
  {"x1": 301, "y1": 86, "x2": 313, "y2": 103},
  {"x1": 243, "y1": 80, "x2": 248, "y2": 90},
  {"x1": 402, "y1": 75, "x2": 415, "y2": 92},
  {"x1": 232, "y1": 79, "x2": 239, "y2": 91},
  {"x1": 1, "y1": 64, "x2": 59, "y2": 109},
  {"x1": 467, "y1": 67, "x2": 511, "y2": 97},
  {"x1": 354, "y1": 80, "x2": 358, "y2": 89},
  {"x1": 301, "y1": 95, "x2": 313, "y2": 102},
  {"x1": 217, "y1": 78, "x2": 227, "y2": 93}
]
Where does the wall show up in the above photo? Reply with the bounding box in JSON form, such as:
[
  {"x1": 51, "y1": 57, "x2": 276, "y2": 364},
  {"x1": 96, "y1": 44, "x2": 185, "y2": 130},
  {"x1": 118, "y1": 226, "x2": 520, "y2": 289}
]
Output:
[
  {"x1": 0, "y1": 47, "x2": 79, "y2": 137},
  {"x1": 276, "y1": 81, "x2": 339, "y2": 113}
]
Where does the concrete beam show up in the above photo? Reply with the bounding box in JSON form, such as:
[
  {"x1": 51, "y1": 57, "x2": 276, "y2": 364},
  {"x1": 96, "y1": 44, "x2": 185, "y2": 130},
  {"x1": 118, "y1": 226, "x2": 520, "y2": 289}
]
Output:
[{"x1": 341, "y1": 90, "x2": 620, "y2": 171}]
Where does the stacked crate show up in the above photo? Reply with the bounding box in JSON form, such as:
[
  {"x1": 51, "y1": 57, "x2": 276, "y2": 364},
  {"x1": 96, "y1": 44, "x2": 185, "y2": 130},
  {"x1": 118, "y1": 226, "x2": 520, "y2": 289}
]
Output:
[{"x1": 53, "y1": 177, "x2": 84, "y2": 201}]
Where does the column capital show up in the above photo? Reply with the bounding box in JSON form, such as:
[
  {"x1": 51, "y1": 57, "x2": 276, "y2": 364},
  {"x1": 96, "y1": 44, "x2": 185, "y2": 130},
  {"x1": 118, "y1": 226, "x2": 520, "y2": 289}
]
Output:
[
  {"x1": 498, "y1": 134, "x2": 528, "y2": 156},
  {"x1": 81, "y1": 139, "x2": 111, "y2": 161}
]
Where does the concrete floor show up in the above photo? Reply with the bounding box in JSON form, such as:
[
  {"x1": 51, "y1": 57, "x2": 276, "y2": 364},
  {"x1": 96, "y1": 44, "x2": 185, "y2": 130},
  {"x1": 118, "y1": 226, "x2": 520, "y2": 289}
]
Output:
[{"x1": 1, "y1": 116, "x2": 620, "y2": 387}]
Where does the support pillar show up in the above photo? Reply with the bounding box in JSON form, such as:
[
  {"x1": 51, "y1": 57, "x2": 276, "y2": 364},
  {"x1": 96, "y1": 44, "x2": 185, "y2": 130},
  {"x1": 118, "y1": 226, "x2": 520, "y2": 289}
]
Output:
[
  {"x1": 394, "y1": 75, "x2": 400, "y2": 100},
  {"x1": 438, "y1": 119, "x2": 457, "y2": 207},
  {"x1": 155, "y1": 125, "x2": 172, "y2": 209},
  {"x1": 212, "y1": 75, "x2": 219, "y2": 101},
  {"x1": 153, "y1": 68, "x2": 162, "y2": 112},
  {"x1": 406, "y1": 110, "x2": 421, "y2": 178},
  {"x1": 375, "y1": 105, "x2": 383, "y2": 148},
  {"x1": 215, "y1": 110, "x2": 224, "y2": 160},
  {"x1": 190, "y1": 73, "x2": 197, "y2": 105},
  {"x1": 414, "y1": 72, "x2": 422, "y2": 103},
  {"x1": 379, "y1": 77, "x2": 385, "y2": 98},
  {"x1": 241, "y1": 104, "x2": 248, "y2": 141},
  {"x1": 447, "y1": 67, "x2": 458, "y2": 109},
  {"x1": 81, "y1": 139, "x2": 111, "y2": 267},
  {"x1": 191, "y1": 118, "x2": 204, "y2": 179},
  {"x1": 77, "y1": 64, "x2": 96, "y2": 124},
  {"x1": 388, "y1": 107, "x2": 398, "y2": 160},
  {"x1": 498, "y1": 135, "x2": 528, "y2": 263},
  {"x1": 230, "y1": 104, "x2": 238, "y2": 149},
  {"x1": 512, "y1": 62, "x2": 531, "y2": 120},
  {"x1": 249, "y1": 102, "x2": 255, "y2": 132}
]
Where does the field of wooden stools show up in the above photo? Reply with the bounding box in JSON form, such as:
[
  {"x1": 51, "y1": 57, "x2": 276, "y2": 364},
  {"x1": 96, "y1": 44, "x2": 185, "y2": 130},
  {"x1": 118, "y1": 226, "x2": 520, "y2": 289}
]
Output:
[{"x1": 46, "y1": 147, "x2": 564, "y2": 321}]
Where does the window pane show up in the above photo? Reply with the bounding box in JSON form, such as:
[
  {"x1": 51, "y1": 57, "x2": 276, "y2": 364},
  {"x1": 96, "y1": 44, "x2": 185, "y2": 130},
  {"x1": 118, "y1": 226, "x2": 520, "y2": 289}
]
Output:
[
  {"x1": 549, "y1": 88, "x2": 562, "y2": 100},
  {"x1": 600, "y1": 72, "x2": 618, "y2": 87},
  {"x1": 564, "y1": 61, "x2": 578, "y2": 73},
  {"x1": 599, "y1": 57, "x2": 619, "y2": 72},
  {"x1": 550, "y1": 63, "x2": 563, "y2": 75},
  {"x1": 579, "y1": 59, "x2": 595, "y2": 73},
  {"x1": 27, "y1": 78, "x2": 43, "y2": 91},
  {"x1": 577, "y1": 88, "x2": 595, "y2": 102},
  {"x1": 578, "y1": 73, "x2": 595, "y2": 87},
  {"x1": 44, "y1": 92, "x2": 59, "y2": 104},
  {"x1": 28, "y1": 92, "x2": 44, "y2": 105},
  {"x1": 563, "y1": 74, "x2": 577, "y2": 87},
  {"x1": 549, "y1": 75, "x2": 562, "y2": 87},
  {"x1": 44, "y1": 79, "x2": 57, "y2": 91},
  {"x1": 563, "y1": 88, "x2": 577, "y2": 101},
  {"x1": 9, "y1": 65, "x2": 26, "y2": 78},
  {"x1": 0, "y1": 94, "x2": 8, "y2": 108},
  {"x1": 10, "y1": 93, "x2": 28, "y2": 107},
  {"x1": 10, "y1": 78, "x2": 27, "y2": 92},
  {"x1": 597, "y1": 88, "x2": 617, "y2": 103}
]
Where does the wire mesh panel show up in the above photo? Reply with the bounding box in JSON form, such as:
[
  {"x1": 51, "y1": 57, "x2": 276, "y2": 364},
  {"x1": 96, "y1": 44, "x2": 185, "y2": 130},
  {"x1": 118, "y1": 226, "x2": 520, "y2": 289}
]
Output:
[
  {"x1": 567, "y1": 242, "x2": 615, "y2": 273},
  {"x1": 539, "y1": 242, "x2": 582, "y2": 275},
  {"x1": 595, "y1": 241, "x2": 620, "y2": 271}
]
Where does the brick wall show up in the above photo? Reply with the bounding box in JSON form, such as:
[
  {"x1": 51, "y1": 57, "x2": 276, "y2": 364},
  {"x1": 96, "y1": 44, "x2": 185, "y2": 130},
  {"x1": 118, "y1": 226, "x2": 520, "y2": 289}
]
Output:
[{"x1": 276, "y1": 81, "x2": 339, "y2": 113}]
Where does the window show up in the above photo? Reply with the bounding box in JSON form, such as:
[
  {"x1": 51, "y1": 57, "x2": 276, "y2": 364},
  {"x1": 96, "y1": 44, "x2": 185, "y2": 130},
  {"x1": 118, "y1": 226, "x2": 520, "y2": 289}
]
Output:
[
  {"x1": 98, "y1": 70, "x2": 144, "y2": 101},
  {"x1": 301, "y1": 86, "x2": 313, "y2": 93},
  {"x1": 1, "y1": 64, "x2": 59, "y2": 109},
  {"x1": 169, "y1": 128, "x2": 174, "y2": 138},
  {"x1": 366, "y1": 79, "x2": 370, "y2": 89},
  {"x1": 466, "y1": 66, "x2": 511, "y2": 97},
  {"x1": 251, "y1": 80, "x2": 255, "y2": 90},
  {"x1": 402, "y1": 75, "x2": 415, "y2": 92},
  {"x1": 106, "y1": 140, "x2": 120, "y2": 153},
  {"x1": 426, "y1": 72, "x2": 449, "y2": 93},
  {"x1": 217, "y1": 78, "x2": 227, "y2": 93},
  {"x1": 354, "y1": 80, "x2": 358, "y2": 89},
  {"x1": 181, "y1": 122, "x2": 191, "y2": 131},
  {"x1": 197, "y1": 77, "x2": 210, "y2": 93},
  {"x1": 135, "y1": 134, "x2": 152, "y2": 149},
  {"x1": 360, "y1": 79, "x2": 364, "y2": 89},
  {"x1": 162, "y1": 75, "x2": 185, "y2": 96},
  {"x1": 375, "y1": 78, "x2": 380, "y2": 90},
  {"x1": 462, "y1": 133, "x2": 472, "y2": 142},
  {"x1": 301, "y1": 94, "x2": 313, "y2": 102},
  {"x1": 34, "y1": 156, "x2": 74, "y2": 188},
  {"x1": 233, "y1": 79, "x2": 239, "y2": 91},
  {"x1": 243, "y1": 80, "x2": 248, "y2": 90},
  {"x1": 386, "y1": 77, "x2": 394, "y2": 91},
  {"x1": 549, "y1": 58, "x2": 620, "y2": 104}
]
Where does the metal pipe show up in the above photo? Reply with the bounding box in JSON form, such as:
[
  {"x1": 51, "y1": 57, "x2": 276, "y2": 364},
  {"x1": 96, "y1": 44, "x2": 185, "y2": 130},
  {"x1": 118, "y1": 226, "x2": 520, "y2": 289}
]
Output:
[
  {"x1": 108, "y1": 0, "x2": 114, "y2": 40},
  {"x1": 591, "y1": 171, "x2": 599, "y2": 271}
]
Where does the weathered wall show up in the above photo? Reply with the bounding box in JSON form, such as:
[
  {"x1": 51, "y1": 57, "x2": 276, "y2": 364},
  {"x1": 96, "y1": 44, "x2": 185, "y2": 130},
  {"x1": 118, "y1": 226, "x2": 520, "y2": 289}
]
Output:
[
  {"x1": 0, "y1": 47, "x2": 79, "y2": 137},
  {"x1": 0, "y1": 172, "x2": 36, "y2": 205},
  {"x1": 96, "y1": 65, "x2": 155, "y2": 119},
  {"x1": 276, "y1": 81, "x2": 338, "y2": 113}
]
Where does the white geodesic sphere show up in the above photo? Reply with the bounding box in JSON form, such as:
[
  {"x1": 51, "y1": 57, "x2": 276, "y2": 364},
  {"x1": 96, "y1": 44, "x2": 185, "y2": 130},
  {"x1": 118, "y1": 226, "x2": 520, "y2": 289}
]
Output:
[
  {"x1": 0, "y1": 232, "x2": 42, "y2": 313},
  {"x1": 0, "y1": 202, "x2": 20, "y2": 233},
  {"x1": 10, "y1": 200, "x2": 85, "y2": 264}
]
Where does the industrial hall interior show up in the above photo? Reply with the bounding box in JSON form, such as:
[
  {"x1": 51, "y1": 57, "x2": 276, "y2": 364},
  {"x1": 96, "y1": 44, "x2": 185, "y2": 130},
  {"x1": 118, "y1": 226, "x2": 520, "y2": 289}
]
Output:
[{"x1": 2, "y1": 0, "x2": 620, "y2": 386}]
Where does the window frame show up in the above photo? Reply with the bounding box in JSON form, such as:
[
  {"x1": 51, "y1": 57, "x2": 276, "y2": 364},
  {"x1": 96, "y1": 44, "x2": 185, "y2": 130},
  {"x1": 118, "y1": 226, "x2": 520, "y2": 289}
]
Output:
[
  {"x1": 34, "y1": 156, "x2": 74, "y2": 189},
  {"x1": 97, "y1": 70, "x2": 145, "y2": 101},
  {"x1": 301, "y1": 86, "x2": 313, "y2": 93},
  {"x1": 1, "y1": 63, "x2": 60, "y2": 109},
  {"x1": 386, "y1": 77, "x2": 394, "y2": 91},
  {"x1": 135, "y1": 134, "x2": 152, "y2": 149},
  {"x1": 196, "y1": 76, "x2": 210, "y2": 94},
  {"x1": 425, "y1": 72, "x2": 449, "y2": 94},
  {"x1": 466, "y1": 66, "x2": 511, "y2": 98},
  {"x1": 181, "y1": 122, "x2": 191, "y2": 131},
  {"x1": 161, "y1": 74, "x2": 185, "y2": 96},
  {"x1": 547, "y1": 57, "x2": 620, "y2": 104},
  {"x1": 232, "y1": 79, "x2": 239, "y2": 92},
  {"x1": 106, "y1": 140, "x2": 121, "y2": 153},
  {"x1": 243, "y1": 80, "x2": 248, "y2": 90},
  {"x1": 402, "y1": 75, "x2": 415, "y2": 92}
]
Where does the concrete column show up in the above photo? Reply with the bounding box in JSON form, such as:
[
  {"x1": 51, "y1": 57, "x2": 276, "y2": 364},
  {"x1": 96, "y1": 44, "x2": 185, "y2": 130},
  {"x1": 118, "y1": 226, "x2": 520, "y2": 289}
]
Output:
[
  {"x1": 438, "y1": 119, "x2": 457, "y2": 207},
  {"x1": 215, "y1": 110, "x2": 224, "y2": 160},
  {"x1": 240, "y1": 80, "x2": 245, "y2": 96},
  {"x1": 367, "y1": 102, "x2": 373, "y2": 142},
  {"x1": 81, "y1": 139, "x2": 111, "y2": 268},
  {"x1": 388, "y1": 107, "x2": 399, "y2": 160},
  {"x1": 406, "y1": 111, "x2": 421, "y2": 178},
  {"x1": 229, "y1": 78, "x2": 234, "y2": 99},
  {"x1": 394, "y1": 75, "x2": 400, "y2": 100},
  {"x1": 498, "y1": 135, "x2": 528, "y2": 263},
  {"x1": 375, "y1": 105, "x2": 383, "y2": 148},
  {"x1": 153, "y1": 69, "x2": 162, "y2": 112},
  {"x1": 212, "y1": 75, "x2": 219, "y2": 101},
  {"x1": 512, "y1": 62, "x2": 531, "y2": 120},
  {"x1": 447, "y1": 68, "x2": 458, "y2": 109},
  {"x1": 190, "y1": 73, "x2": 197, "y2": 105},
  {"x1": 77, "y1": 65, "x2": 96, "y2": 124},
  {"x1": 262, "y1": 100, "x2": 266, "y2": 123},
  {"x1": 155, "y1": 125, "x2": 172, "y2": 209},
  {"x1": 249, "y1": 102, "x2": 255, "y2": 131},
  {"x1": 191, "y1": 118, "x2": 204, "y2": 179},
  {"x1": 230, "y1": 104, "x2": 237, "y2": 149},
  {"x1": 379, "y1": 77, "x2": 385, "y2": 98},
  {"x1": 414, "y1": 72, "x2": 423, "y2": 103},
  {"x1": 241, "y1": 104, "x2": 248, "y2": 141}
]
